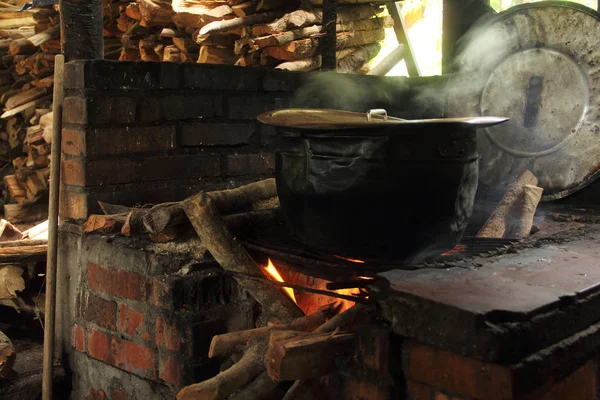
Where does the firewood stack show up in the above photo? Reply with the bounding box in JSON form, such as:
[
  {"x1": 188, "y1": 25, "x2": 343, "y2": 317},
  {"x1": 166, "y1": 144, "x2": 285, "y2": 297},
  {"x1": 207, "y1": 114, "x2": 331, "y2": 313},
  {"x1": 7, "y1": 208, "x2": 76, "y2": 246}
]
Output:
[
  {"x1": 0, "y1": 2, "x2": 132, "y2": 224},
  {"x1": 118, "y1": 0, "x2": 389, "y2": 72}
]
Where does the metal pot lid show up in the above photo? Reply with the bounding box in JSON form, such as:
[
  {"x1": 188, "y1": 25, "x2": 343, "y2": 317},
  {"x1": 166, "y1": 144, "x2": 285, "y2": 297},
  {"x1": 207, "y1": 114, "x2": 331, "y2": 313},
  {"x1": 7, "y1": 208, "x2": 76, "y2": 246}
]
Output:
[
  {"x1": 448, "y1": 2, "x2": 600, "y2": 201},
  {"x1": 257, "y1": 108, "x2": 507, "y2": 130}
]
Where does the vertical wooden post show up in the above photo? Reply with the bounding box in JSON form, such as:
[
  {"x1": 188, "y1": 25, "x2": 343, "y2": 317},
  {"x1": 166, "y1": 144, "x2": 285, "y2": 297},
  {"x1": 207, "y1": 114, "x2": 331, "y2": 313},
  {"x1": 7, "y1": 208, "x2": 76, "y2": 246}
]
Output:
[
  {"x1": 321, "y1": 0, "x2": 337, "y2": 71},
  {"x1": 42, "y1": 55, "x2": 65, "y2": 400},
  {"x1": 59, "y1": 0, "x2": 104, "y2": 61}
]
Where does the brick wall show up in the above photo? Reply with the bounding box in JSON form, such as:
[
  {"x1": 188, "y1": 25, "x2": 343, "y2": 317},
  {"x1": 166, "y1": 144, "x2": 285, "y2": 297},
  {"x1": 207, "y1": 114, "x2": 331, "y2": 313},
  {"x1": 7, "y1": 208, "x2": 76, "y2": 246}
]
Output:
[
  {"x1": 66, "y1": 234, "x2": 257, "y2": 399},
  {"x1": 59, "y1": 60, "x2": 445, "y2": 221},
  {"x1": 402, "y1": 340, "x2": 599, "y2": 400}
]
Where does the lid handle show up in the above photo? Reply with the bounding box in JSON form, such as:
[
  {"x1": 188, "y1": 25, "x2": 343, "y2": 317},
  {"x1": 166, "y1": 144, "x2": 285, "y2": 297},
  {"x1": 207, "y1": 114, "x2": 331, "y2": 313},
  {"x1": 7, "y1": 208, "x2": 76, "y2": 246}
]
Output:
[{"x1": 367, "y1": 109, "x2": 388, "y2": 122}]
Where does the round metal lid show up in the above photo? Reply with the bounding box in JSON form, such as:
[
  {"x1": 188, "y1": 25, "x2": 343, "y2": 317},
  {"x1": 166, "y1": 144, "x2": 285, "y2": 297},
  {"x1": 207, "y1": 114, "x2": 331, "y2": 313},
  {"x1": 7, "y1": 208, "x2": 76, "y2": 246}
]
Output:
[
  {"x1": 257, "y1": 108, "x2": 507, "y2": 130},
  {"x1": 448, "y1": 2, "x2": 600, "y2": 200}
]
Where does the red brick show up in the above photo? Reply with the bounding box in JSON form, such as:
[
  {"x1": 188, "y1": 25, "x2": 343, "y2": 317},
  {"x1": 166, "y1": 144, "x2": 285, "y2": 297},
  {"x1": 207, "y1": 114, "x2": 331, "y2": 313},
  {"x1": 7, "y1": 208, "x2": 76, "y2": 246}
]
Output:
[
  {"x1": 85, "y1": 388, "x2": 106, "y2": 400},
  {"x1": 138, "y1": 154, "x2": 221, "y2": 182},
  {"x1": 118, "y1": 303, "x2": 146, "y2": 338},
  {"x1": 159, "y1": 355, "x2": 182, "y2": 387},
  {"x1": 82, "y1": 293, "x2": 117, "y2": 330},
  {"x1": 88, "y1": 329, "x2": 111, "y2": 364},
  {"x1": 87, "y1": 328, "x2": 156, "y2": 379},
  {"x1": 406, "y1": 380, "x2": 433, "y2": 400},
  {"x1": 84, "y1": 125, "x2": 177, "y2": 159},
  {"x1": 88, "y1": 264, "x2": 144, "y2": 300},
  {"x1": 180, "y1": 121, "x2": 254, "y2": 147},
  {"x1": 224, "y1": 153, "x2": 274, "y2": 177},
  {"x1": 110, "y1": 388, "x2": 129, "y2": 400},
  {"x1": 156, "y1": 316, "x2": 180, "y2": 352},
  {"x1": 62, "y1": 127, "x2": 86, "y2": 157},
  {"x1": 62, "y1": 159, "x2": 85, "y2": 186},
  {"x1": 521, "y1": 361, "x2": 596, "y2": 400},
  {"x1": 59, "y1": 185, "x2": 88, "y2": 221},
  {"x1": 63, "y1": 96, "x2": 87, "y2": 125},
  {"x1": 146, "y1": 276, "x2": 174, "y2": 310},
  {"x1": 118, "y1": 340, "x2": 155, "y2": 378},
  {"x1": 72, "y1": 324, "x2": 85, "y2": 352},
  {"x1": 405, "y1": 341, "x2": 512, "y2": 400}
]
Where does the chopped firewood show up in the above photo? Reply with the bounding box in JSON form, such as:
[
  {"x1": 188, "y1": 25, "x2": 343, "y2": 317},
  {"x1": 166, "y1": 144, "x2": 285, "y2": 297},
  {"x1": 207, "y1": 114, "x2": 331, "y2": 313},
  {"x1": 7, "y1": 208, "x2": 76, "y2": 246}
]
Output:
[
  {"x1": 1, "y1": 94, "x2": 52, "y2": 119},
  {"x1": 143, "y1": 179, "x2": 278, "y2": 234},
  {"x1": 173, "y1": 36, "x2": 200, "y2": 52},
  {"x1": 0, "y1": 219, "x2": 23, "y2": 241},
  {"x1": 274, "y1": 48, "x2": 357, "y2": 71},
  {"x1": 232, "y1": 1, "x2": 258, "y2": 17},
  {"x1": 234, "y1": 37, "x2": 250, "y2": 54},
  {"x1": 228, "y1": 371, "x2": 279, "y2": 400},
  {"x1": 84, "y1": 213, "x2": 129, "y2": 234},
  {"x1": 3, "y1": 174, "x2": 26, "y2": 203},
  {"x1": 177, "y1": 336, "x2": 268, "y2": 400},
  {"x1": 138, "y1": 0, "x2": 175, "y2": 26},
  {"x1": 3, "y1": 203, "x2": 48, "y2": 223},
  {"x1": 21, "y1": 219, "x2": 48, "y2": 240},
  {"x1": 506, "y1": 185, "x2": 544, "y2": 239},
  {"x1": 126, "y1": 3, "x2": 142, "y2": 20},
  {"x1": 0, "y1": 244, "x2": 47, "y2": 263},
  {"x1": 4, "y1": 87, "x2": 50, "y2": 111},
  {"x1": 266, "y1": 330, "x2": 355, "y2": 381},
  {"x1": 248, "y1": 16, "x2": 390, "y2": 49},
  {"x1": 209, "y1": 302, "x2": 341, "y2": 358},
  {"x1": 263, "y1": 29, "x2": 383, "y2": 61},
  {"x1": 251, "y1": 5, "x2": 381, "y2": 36},
  {"x1": 163, "y1": 45, "x2": 183, "y2": 62},
  {"x1": 183, "y1": 179, "x2": 303, "y2": 323},
  {"x1": 199, "y1": 11, "x2": 283, "y2": 36},
  {"x1": 121, "y1": 208, "x2": 148, "y2": 237},
  {"x1": 336, "y1": 42, "x2": 381, "y2": 73},
  {"x1": 196, "y1": 33, "x2": 238, "y2": 47},
  {"x1": 39, "y1": 110, "x2": 52, "y2": 143},
  {"x1": 0, "y1": 265, "x2": 24, "y2": 300},
  {"x1": 98, "y1": 201, "x2": 131, "y2": 215},
  {"x1": 275, "y1": 56, "x2": 322, "y2": 71},
  {"x1": 235, "y1": 52, "x2": 261, "y2": 66},
  {"x1": 198, "y1": 45, "x2": 237, "y2": 64},
  {"x1": 282, "y1": 304, "x2": 366, "y2": 400},
  {"x1": 477, "y1": 170, "x2": 539, "y2": 238},
  {"x1": 0, "y1": 330, "x2": 15, "y2": 378}
]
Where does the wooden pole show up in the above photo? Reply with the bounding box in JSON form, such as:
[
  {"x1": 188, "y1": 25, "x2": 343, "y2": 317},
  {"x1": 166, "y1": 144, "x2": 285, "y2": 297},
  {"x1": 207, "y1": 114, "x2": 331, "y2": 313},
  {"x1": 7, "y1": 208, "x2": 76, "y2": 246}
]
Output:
[
  {"x1": 387, "y1": 2, "x2": 420, "y2": 77},
  {"x1": 367, "y1": 44, "x2": 405, "y2": 76},
  {"x1": 59, "y1": 0, "x2": 104, "y2": 61},
  {"x1": 320, "y1": 0, "x2": 337, "y2": 71},
  {"x1": 42, "y1": 55, "x2": 64, "y2": 400}
]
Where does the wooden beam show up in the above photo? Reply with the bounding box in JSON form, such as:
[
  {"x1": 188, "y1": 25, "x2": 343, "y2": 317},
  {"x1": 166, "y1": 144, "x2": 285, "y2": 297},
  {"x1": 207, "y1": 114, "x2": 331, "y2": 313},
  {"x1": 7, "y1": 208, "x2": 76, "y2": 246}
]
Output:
[{"x1": 59, "y1": 0, "x2": 104, "y2": 61}]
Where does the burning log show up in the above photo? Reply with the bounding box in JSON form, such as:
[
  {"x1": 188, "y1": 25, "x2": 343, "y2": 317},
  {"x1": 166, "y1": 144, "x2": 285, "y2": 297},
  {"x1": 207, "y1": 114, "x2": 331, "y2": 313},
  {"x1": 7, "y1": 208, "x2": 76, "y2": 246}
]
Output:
[
  {"x1": 266, "y1": 330, "x2": 355, "y2": 381},
  {"x1": 209, "y1": 302, "x2": 340, "y2": 358},
  {"x1": 178, "y1": 336, "x2": 268, "y2": 400},
  {"x1": 83, "y1": 213, "x2": 128, "y2": 234},
  {"x1": 183, "y1": 179, "x2": 303, "y2": 323},
  {"x1": 179, "y1": 303, "x2": 365, "y2": 400},
  {"x1": 506, "y1": 184, "x2": 544, "y2": 239},
  {"x1": 476, "y1": 170, "x2": 539, "y2": 239}
]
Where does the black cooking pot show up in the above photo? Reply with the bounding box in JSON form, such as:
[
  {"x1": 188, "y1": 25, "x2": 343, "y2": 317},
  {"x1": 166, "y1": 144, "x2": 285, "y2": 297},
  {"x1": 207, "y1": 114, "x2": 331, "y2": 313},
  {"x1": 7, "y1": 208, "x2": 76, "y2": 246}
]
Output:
[{"x1": 258, "y1": 109, "x2": 508, "y2": 262}]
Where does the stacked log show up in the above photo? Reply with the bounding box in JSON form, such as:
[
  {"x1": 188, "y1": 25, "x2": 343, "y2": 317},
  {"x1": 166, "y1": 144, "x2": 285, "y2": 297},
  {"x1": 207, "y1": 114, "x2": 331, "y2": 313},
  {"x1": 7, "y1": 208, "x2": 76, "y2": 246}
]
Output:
[
  {"x1": 117, "y1": 0, "x2": 389, "y2": 71},
  {"x1": 0, "y1": 2, "x2": 135, "y2": 223}
]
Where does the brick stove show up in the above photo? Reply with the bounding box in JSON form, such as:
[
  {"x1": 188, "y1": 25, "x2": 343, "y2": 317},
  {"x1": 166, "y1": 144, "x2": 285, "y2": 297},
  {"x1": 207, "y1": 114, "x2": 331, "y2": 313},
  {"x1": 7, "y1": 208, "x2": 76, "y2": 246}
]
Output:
[
  {"x1": 56, "y1": 60, "x2": 441, "y2": 399},
  {"x1": 55, "y1": 59, "x2": 600, "y2": 400}
]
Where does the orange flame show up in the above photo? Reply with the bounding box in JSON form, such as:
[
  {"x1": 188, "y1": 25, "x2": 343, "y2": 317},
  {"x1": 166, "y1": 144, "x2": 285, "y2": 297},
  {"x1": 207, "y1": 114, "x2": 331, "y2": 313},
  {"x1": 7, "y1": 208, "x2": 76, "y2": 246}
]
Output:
[
  {"x1": 333, "y1": 255, "x2": 366, "y2": 264},
  {"x1": 264, "y1": 258, "x2": 297, "y2": 304},
  {"x1": 441, "y1": 244, "x2": 468, "y2": 256}
]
